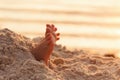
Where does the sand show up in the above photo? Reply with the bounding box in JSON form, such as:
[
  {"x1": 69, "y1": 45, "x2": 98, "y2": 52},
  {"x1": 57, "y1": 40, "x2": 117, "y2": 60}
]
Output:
[{"x1": 0, "y1": 28, "x2": 120, "y2": 80}]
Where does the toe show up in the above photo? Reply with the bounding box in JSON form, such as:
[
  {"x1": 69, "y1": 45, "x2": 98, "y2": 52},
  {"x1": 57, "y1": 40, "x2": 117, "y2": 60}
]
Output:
[
  {"x1": 51, "y1": 24, "x2": 54, "y2": 30},
  {"x1": 45, "y1": 29, "x2": 51, "y2": 37},
  {"x1": 54, "y1": 33, "x2": 60, "y2": 40},
  {"x1": 54, "y1": 27, "x2": 57, "y2": 32},
  {"x1": 46, "y1": 24, "x2": 52, "y2": 30},
  {"x1": 45, "y1": 27, "x2": 51, "y2": 34},
  {"x1": 56, "y1": 33, "x2": 60, "y2": 36},
  {"x1": 45, "y1": 24, "x2": 53, "y2": 35},
  {"x1": 51, "y1": 24, "x2": 57, "y2": 32},
  {"x1": 56, "y1": 33, "x2": 60, "y2": 41},
  {"x1": 56, "y1": 37, "x2": 60, "y2": 40},
  {"x1": 46, "y1": 24, "x2": 51, "y2": 28}
]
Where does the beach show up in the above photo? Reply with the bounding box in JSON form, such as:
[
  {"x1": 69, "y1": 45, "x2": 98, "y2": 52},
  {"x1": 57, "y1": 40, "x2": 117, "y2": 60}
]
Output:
[
  {"x1": 0, "y1": 0, "x2": 120, "y2": 79},
  {"x1": 0, "y1": 28, "x2": 120, "y2": 80},
  {"x1": 0, "y1": 0, "x2": 120, "y2": 51}
]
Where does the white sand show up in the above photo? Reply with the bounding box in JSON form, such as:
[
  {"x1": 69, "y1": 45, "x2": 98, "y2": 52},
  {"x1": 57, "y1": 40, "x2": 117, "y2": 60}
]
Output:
[{"x1": 0, "y1": 28, "x2": 120, "y2": 80}]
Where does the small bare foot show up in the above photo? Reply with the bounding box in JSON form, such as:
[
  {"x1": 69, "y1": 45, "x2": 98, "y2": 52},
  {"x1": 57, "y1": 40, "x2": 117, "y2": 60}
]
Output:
[{"x1": 31, "y1": 24, "x2": 60, "y2": 65}]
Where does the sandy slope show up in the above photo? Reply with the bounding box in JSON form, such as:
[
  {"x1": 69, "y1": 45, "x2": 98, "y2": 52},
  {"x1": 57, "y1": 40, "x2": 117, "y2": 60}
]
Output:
[{"x1": 0, "y1": 28, "x2": 120, "y2": 80}]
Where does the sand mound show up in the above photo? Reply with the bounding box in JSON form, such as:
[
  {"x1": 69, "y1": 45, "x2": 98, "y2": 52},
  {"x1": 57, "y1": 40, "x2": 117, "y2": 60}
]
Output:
[{"x1": 0, "y1": 28, "x2": 120, "y2": 80}]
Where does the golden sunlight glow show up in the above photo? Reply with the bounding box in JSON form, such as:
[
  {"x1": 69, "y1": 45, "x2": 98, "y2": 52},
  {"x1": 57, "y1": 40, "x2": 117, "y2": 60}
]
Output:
[{"x1": 0, "y1": 0, "x2": 120, "y2": 52}]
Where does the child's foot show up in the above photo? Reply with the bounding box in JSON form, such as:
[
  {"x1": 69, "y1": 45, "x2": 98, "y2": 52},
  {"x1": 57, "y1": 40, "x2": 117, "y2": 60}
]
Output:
[{"x1": 31, "y1": 24, "x2": 60, "y2": 65}]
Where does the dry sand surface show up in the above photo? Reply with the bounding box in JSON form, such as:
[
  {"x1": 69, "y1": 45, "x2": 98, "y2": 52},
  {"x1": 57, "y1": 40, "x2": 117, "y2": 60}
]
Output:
[{"x1": 0, "y1": 28, "x2": 120, "y2": 80}]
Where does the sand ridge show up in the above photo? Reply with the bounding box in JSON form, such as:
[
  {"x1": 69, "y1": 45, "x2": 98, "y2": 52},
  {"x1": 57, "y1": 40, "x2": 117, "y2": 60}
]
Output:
[{"x1": 0, "y1": 28, "x2": 120, "y2": 80}]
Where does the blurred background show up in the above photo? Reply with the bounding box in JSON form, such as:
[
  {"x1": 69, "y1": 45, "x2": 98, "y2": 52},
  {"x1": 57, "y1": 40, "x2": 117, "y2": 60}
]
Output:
[{"x1": 0, "y1": 0, "x2": 120, "y2": 51}]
